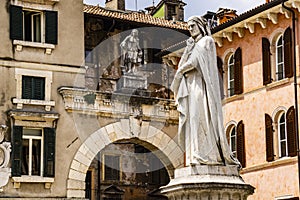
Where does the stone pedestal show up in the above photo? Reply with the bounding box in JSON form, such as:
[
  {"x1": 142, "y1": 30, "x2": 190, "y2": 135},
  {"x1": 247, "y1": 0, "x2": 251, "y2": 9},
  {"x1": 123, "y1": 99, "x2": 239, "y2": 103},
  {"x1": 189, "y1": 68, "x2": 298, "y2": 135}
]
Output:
[{"x1": 160, "y1": 165, "x2": 254, "y2": 200}]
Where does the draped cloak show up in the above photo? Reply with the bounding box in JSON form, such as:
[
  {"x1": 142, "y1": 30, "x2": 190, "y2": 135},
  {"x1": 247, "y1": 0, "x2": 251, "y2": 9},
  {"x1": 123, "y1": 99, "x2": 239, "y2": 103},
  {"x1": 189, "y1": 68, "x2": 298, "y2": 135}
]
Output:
[{"x1": 171, "y1": 36, "x2": 240, "y2": 166}]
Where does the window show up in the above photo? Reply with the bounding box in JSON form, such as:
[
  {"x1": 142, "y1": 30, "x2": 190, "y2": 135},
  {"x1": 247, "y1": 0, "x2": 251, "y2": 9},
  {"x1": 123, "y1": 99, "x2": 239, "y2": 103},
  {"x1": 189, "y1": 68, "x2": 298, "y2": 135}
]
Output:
[
  {"x1": 265, "y1": 106, "x2": 297, "y2": 162},
  {"x1": 10, "y1": 5, "x2": 58, "y2": 44},
  {"x1": 22, "y1": 129, "x2": 43, "y2": 176},
  {"x1": 276, "y1": 35, "x2": 284, "y2": 81},
  {"x1": 228, "y1": 54, "x2": 234, "y2": 96},
  {"x1": 12, "y1": 126, "x2": 56, "y2": 177},
  {"x1": 278, "y1": 113, "x2": 287, "y2": 157},
  {"x1": 104, "y1": 155, "x2": 120, "y2": 181},
  {"x1": 229, "y1": 126, "x2": 237, "y2": 158},
  {"x1": 22, "y1": 76, "x2": 45, "y2": 100},
  {"x1": 167, "y1": 5, "x2": 176, "y2": 20},
  {"x1": 226, "y1": 47, "x2": 243, "y2": 97},
  {"x1": 23, "y1": 10, "x2": 42, "y2": 43},
  {"x1": 264, "y1": 27, "x2": 293, "y2": 84},
  {"x1": 226, "y1": 121, "x2": 245, "y2": 167}
]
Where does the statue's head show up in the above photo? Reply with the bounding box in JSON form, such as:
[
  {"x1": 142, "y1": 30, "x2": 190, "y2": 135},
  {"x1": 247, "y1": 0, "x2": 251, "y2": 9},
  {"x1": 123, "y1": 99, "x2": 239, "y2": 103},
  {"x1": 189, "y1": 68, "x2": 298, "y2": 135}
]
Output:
[
  {"x1": 131, "y1": 29, "x2": 139, "y2": 37},
  {"x1": 187, "y1": 16, "x2": 211, "y2": 39}
]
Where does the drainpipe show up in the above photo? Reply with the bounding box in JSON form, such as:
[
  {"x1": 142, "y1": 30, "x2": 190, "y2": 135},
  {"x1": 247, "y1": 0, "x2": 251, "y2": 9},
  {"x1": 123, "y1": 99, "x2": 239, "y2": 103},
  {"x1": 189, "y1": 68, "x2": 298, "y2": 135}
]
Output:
[{"x1": 282, "y1": 0, "x2": 300, "y2": 193}]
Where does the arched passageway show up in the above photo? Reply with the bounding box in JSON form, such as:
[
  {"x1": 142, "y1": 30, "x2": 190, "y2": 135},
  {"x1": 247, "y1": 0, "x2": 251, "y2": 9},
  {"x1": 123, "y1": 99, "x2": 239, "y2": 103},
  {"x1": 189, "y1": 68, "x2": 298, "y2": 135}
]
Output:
[{"x1": 66, "y1": 122, "x2": 184, "y2": 198}]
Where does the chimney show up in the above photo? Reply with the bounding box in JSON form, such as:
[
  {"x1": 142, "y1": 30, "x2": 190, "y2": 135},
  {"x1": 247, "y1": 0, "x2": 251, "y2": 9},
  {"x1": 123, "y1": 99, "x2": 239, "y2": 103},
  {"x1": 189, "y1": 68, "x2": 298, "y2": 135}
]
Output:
[
  {"x1": 216, "y1": 8, "x2": 237, "y2": 25},
  {"x1": 105, "y1": 0, "x2": 125, "y2": 11}
]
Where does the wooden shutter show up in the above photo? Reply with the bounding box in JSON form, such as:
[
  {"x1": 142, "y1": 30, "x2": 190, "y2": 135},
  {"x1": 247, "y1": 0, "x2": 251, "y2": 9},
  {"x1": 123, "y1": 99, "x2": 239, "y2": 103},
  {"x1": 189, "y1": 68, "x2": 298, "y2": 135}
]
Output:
[
  {"x1": 237, "y1": 120, "x2": 246, "y2": 168},
  {"x1": 22, "y1": 76, "x2": 32, "y2": 99},
  {"x1": 287, "y1": 106, "x2": 297, "y2": 157},
  {"x1": 33, "y1": 77, "x2": 45, "y2": 100},
  {"x1": 265, "y1": 114, "x2": 274, "y2": 162},
  {"x1": 10, "y1": 5, "x2": 23, "y2": 40},
  {"x1": 217, "y1": 56, "x2": 224, "y2": 99},
  {"x1": 12, "y1": 126, "x2": 23, "y2": 177},
  {"x1": 284, "y1": 27, "x2": 293, "y2": 78},
  {"x1": 234, "y1": 47, "x2": 243, "y2": 95},
  {"x1": 262, "y1": 38, "x2": 272, "y2": 85},
  {"x1": 45, "y1": 11, "x2": 58, "y2": 44},
  {"x1": 44, "y1": 128, "x2": 56, "y2": 177}
]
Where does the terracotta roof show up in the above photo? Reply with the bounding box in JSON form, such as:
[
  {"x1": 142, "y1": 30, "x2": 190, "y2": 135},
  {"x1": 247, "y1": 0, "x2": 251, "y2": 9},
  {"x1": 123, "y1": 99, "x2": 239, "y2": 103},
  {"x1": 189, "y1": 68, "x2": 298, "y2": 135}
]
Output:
[
  {"x1": 83, "y1": 4, "x2": 188, "y2": 31},
  {"x1": 212, "y1": 0, "x2": 287, "y2": 33}
]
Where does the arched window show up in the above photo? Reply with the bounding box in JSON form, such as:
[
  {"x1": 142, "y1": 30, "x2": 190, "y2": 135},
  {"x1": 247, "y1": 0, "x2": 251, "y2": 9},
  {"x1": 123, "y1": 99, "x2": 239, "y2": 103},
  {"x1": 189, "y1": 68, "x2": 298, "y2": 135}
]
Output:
[
  {"x1": 227, "y1": 54, "x2": 234, "y2": 97},
  {"x1": 276, "y1": 35, "x2": 284, "y2": 81},
  {"x1": 226, "y1": 120, "x2": 245, "y2": 167},
  {"x1": 278, "y1": 112, "x2": 287, "y2": 157},
  {"x1": 229, "y1": 126, "x2": 237, "y2": 158}
]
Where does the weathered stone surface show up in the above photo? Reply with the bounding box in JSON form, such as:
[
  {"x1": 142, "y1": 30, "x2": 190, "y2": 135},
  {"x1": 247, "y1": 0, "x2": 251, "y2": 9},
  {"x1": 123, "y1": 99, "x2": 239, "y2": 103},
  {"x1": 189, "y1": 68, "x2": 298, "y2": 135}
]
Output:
[{"x1": 161, "y1": 165, "x2": 255, "y2": 200}]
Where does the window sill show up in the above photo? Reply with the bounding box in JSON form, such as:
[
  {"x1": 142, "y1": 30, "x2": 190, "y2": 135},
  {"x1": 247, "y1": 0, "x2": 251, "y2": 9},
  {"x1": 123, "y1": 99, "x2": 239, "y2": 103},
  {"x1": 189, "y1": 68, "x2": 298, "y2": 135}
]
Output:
[
  {"x1": 241, "y1": 156, "x2": 297, "y2": 174},
  {"x1": 12, "y1": 176, "x2": 54, "y2": 189},
  {"x1": 13, "y1": 40, "x2": 55, "y2": 55},
  {"x1": 13, "y1": 98, "x2": 55, "y2": 111}
]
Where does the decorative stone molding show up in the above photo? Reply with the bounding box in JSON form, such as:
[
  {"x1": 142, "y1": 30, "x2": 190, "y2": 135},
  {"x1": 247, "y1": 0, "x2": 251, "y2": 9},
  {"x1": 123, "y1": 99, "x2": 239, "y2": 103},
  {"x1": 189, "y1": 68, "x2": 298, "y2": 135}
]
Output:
[
  {"x1": 13, "y1": 40, "x2": 55, "y2": 55},
  {"x1": 0, "y1": 125, "x2": 11, "y2": 192},
  {"x1": 58, "y1": 87, "x2": 178, "y2": 124},
  {"x1": 9, "y1": 110, "x2": 59, "y2": 128},
  {"x1": 12, "y1": 176, "x2": 54, "y2": 189}
]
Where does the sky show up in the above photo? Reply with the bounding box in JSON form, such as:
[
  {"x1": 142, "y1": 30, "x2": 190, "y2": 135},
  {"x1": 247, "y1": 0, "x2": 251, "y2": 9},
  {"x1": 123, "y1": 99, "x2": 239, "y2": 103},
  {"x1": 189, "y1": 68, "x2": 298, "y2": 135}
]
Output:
[{"x1": 83, "y1": 0, "x2": 267, "y2": 20}]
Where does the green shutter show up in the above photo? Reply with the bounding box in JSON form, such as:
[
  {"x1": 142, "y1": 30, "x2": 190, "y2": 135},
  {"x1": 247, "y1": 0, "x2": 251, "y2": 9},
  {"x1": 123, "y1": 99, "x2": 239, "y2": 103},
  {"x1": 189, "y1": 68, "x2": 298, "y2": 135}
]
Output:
[
  {"x1": 44, "y1": 128, "x2": 56, "y2": 177},
  {"x1": 262, "y1": 38, "x2": 272, "y2": 85},
  {"x1": 22, "y1": 76, "x2": 45, "y2": 100},
  {"x1": 22, "y1": 76, "x2": 32, "y2": 99},
  {"x1": 284, "y1": 27, "x2": 293, "y2": 78},
  {"x1": 45, "y1": 10, "x2": 58, "y2": 44},
  {"x1": 234, "y1": 47, "x2": 243, "y2": 95},
  {"x1": 265, "y1": 114, "x2": 274, "y2": 162},
  {"x1": 33, "y1": 77, "x2": 45, "y2": 100},
  {"x1": 10, "y1": 5, "x2": 23, "y2": 40},
  {"x1": 12, "y1": 126, "x2": 23, "y2": 177}
]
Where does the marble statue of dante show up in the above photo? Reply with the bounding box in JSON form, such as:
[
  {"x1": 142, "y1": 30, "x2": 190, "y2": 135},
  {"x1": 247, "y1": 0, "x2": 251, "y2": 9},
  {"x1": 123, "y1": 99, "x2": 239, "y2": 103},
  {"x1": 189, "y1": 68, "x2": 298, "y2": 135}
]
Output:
[
  {"x1": 171, "y1": 16, "x2": 240, "y2": 166},
  {"x1": 120, "y1": 29, "x2": 142, "y2": 74}
]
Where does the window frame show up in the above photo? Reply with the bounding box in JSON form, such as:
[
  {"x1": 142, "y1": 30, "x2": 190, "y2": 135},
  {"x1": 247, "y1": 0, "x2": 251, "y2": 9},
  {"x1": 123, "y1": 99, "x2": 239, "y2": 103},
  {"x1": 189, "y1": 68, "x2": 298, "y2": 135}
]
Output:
[
  {"x1": 275, "y1": 35, "x2": 285, "y2": 81},
  {"x1": 103, "y1": 154, "x2": 121, "y2": 181},
  {"x1": 23, "y1": 9, "x2": 44, "y2": 43},
  {"x1": 14, "y1": 68, "x2": 54, "y2": 111},
  {"x1": 277, "y1": 112, "x2": 288, "y2": 158},
  {"x1": 227, "y1": 54, "x2": 235, "y2": 97},
  {"x1": 229, "y1": 126, "x2": 237, "y2": 158},
  {"x1": 22, "y1": 128, "x2": 44, "y2": 176}
]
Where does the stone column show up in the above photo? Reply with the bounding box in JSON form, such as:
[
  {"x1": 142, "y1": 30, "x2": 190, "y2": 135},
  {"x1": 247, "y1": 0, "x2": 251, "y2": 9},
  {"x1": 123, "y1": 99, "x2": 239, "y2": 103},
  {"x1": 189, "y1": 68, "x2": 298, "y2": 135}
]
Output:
[{"x1": 161, "y1": 165, "x2": 254, "y2": 200}]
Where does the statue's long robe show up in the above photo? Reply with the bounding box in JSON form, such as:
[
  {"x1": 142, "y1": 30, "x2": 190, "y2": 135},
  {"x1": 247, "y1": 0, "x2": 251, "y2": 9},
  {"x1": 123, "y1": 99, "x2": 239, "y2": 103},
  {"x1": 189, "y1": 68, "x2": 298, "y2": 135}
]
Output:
[{"x1": 171, "y1": 36, "x2": 240, "y2": 166}]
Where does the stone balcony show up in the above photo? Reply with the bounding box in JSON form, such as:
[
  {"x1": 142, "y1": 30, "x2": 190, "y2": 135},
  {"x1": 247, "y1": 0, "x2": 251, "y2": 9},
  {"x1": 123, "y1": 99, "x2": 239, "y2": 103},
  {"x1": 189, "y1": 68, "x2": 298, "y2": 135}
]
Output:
[{"x1": 58, "y1": 87, "x2": 179, "y2": 124}]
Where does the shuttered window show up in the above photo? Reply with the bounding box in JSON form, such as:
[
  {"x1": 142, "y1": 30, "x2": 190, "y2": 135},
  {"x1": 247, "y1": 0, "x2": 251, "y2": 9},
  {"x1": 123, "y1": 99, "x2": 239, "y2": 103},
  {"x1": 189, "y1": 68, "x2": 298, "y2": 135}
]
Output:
[
  {"x1": 262, "y1": 38, "x2": 272, "y2": 85},
  {"x1": 10, "y1": 5, "x2": 58, "y2": 44},
  {"x1": 44, "y1": 128, "x2": 56, "y2": 177},
  {"x1": 45, "y1": 10, "x2": 58, "y2": 44},
  {"x1": 22, "y1": 76, "x2": 45, "y2": 100},
  {"x1": 234, "y1": 47, "x2": 243, "y2": 95},
  {"x1": 284, "y1": 27, "x2": 293, "y2": 78},
  {"x1": 11, "y1": 126, "x2": 56, "y2": 178},
  {"x1": 287, "y1": 106, "x2": 297, "y2": 157},
  {"x1": 276, "y1": 35, "x2": 284, "y2": 80},
  {"x1": 12, "y1": 126, "x2": 23, "y2": 177},
  {"x1": 236, "y1": 120, "x2": 246, "y2": 168},
  {"x1": 265, "y1": 114, "x2": 274, "y2": 162}
]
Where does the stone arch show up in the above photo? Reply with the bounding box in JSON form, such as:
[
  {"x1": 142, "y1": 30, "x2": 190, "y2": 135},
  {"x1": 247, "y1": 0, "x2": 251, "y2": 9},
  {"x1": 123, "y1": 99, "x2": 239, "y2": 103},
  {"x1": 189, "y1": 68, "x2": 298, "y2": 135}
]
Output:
[{"x1": 66, "y1": 121, "x2": 184, "y2": 198}]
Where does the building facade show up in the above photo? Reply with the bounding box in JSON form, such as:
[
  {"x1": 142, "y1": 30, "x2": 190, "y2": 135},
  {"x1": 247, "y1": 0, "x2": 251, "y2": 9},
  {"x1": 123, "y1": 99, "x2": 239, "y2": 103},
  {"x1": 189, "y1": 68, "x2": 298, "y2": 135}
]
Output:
[{"x1": 212, "y1": 0, "x2": 300, "y2": 199}]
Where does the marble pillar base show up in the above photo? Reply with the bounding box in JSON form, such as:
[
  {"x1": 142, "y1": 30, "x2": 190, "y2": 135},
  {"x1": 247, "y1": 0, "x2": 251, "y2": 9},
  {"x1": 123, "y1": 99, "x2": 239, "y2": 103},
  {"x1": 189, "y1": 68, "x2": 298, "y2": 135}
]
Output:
[{"x1": 160, "y1": 165, "x2": 254, "y2": 200}]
